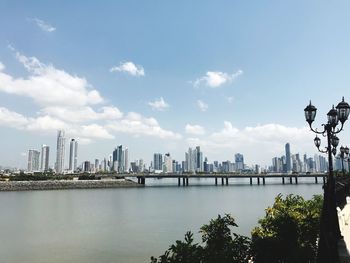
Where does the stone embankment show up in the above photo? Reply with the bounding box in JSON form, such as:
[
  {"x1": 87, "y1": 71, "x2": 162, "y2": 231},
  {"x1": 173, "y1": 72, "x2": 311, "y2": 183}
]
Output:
[{"x1": 0, "y1": 179, "x2": 141, "y2": 191}]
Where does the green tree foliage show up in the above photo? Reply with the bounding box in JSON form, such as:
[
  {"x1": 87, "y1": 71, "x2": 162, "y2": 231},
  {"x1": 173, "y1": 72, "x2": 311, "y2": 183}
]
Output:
[
  {"x1": 251, "y1": 194, "x2": 323, "y2": 263},
  {"x1": 150, "y1": 214, "x2": 252, "y2": 263}
]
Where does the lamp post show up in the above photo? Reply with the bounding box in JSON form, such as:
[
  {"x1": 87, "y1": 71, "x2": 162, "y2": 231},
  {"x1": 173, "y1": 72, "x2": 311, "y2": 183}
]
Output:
[
  {"x1": 340, "y1": 146, "x2": 346, "y2": 175},
  {"x1": 304, "y1": 97, "x2": 350, "y2": 263}
]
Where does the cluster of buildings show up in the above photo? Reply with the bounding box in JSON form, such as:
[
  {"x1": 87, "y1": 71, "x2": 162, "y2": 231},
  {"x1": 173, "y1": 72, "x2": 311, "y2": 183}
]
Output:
[
  {"x1": 270, "y1": 143, "x2": 328, "y2": 173},
  {"x1": 25, "y1": 130, "x2": 348, "y2": 175},
  {"x1": 27, "y1": 130, "x2": 78, "y2": 173}
]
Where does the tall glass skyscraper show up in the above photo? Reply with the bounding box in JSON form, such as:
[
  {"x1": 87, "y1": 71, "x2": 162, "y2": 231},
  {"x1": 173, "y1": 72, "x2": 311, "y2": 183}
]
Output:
[
  {"x1": 56, "y1": 130, "x2": 65, "y2": 174},
  {"x1": 285, "y1": 143, "x2": 291, "y2": 173},
  {"x1": 69, "y1": 139, "x2": 78, "y2": 172},
  {"x1": 40, "y1": 145, "x2": 50, "y2": 172}
]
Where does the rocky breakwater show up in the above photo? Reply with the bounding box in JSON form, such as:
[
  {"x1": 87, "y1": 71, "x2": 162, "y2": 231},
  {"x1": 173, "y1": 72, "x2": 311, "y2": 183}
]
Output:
[{"x1": 0, "y1": 179, "x2": 141, "y2": 191}]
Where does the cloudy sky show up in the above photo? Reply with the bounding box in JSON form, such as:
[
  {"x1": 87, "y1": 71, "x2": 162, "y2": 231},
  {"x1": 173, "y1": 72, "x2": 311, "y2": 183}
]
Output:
[{"x1": 1, "y1": 1, "x2": 350, "y2": 168}]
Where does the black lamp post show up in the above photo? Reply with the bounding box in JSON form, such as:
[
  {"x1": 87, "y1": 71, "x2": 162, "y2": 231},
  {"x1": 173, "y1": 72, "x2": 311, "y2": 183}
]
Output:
[
  {"x1": 304, "y1": 97, "x2": 350, "y2": 263},
  {"x1": 340, "y1": 146, "x2": 346, "y2": 175}
]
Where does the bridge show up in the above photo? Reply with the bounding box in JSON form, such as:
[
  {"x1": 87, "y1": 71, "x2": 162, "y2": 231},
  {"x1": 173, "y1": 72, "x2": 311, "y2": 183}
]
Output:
[{"x1": 113, "y1": 173, "x2": 328, "y2": 186}]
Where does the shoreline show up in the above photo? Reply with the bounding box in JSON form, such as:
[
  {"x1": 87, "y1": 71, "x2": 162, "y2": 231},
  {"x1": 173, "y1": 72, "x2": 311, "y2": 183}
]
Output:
[{"x1": 0, "y1": 179, "x2": 142, "y2": 191}]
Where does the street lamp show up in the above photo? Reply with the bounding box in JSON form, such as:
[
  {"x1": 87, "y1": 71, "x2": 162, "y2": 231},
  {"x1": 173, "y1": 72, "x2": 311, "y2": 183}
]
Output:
[
  {"x1": 340, "y1": 146, "x2": 346, "y2": 175},
  {"x1": 304, "y1": 97, "x2": 350, "y2": 262}
]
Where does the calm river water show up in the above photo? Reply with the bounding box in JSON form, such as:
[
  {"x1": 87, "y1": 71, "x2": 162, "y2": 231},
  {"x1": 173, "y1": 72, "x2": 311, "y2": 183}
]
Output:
[{"x1": 0, "y1": 178, "x2": 322, "y2": 263}]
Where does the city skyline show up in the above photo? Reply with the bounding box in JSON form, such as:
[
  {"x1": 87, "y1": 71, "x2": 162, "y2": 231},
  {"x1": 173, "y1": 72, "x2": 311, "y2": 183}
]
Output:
[
  {"x1": 15, "y1": 132, "x2": 335, "y2": 175},
  {"x1": 1, "y1": 1, "x2": 350, "y2": 167}
]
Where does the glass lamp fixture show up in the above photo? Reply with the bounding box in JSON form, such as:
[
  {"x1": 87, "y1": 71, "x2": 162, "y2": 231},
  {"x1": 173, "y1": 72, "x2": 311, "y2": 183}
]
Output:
[{"x1": 336, "y1": 97, "x2": 350, "y2": 124}]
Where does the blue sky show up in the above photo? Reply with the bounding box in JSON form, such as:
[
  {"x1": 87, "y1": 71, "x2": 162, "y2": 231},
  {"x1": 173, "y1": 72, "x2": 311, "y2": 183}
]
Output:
[{"x1": 1, "y1": 1, "x2": 350, "y2": 168}]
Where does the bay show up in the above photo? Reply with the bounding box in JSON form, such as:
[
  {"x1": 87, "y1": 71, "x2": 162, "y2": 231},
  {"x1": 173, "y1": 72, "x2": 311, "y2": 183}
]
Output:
[{"x1": 0, "y1": 178, "x2": 322, "y2": 263}]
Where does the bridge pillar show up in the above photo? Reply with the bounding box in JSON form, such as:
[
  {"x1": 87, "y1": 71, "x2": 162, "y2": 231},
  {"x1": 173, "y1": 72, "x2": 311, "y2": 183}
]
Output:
[
  {"x1": 215, "y1": 177, "x2": 218, "y2": 185},
  {"x1": 182, "y1": 178, "x2": 185, "y2": 186},
  {"x1": 178, "y1": 177, "x2": 181, "y2": 186},
  {"x1": 289, "y1": 176, "x2": 293, "y2": 184},
  {"x1": 137, "y1": 177, "x2": 140, "y2": 184},
  {"x1": 263, "y1": 177, "x2": 265, "y2": 185},
  {"x1": 282, "y1": 176, "x2": 285, "y2": 184},
  {"x1": 141, "y1": 177, "x2": 145, "y2": 185},
  {"x1": 295, "y1": 176, "x2": 298, "y2": 184},
  {"x1": 257, "y1": 177, "x2": 260, "y2": 185},
  {"x1": 221, "y1": 177, "x2": 224, "y2": 185},
  {"x1": 250, "y1": 177, "x2": 252, "y2": 185},
  {"x1": 323, "y1": 175, "x2": 325, "y2": 184},
  {"x1": 315, "y1": 176, "x2": 318, "y2": 184},
  {"x1": 186, "y1": 178, "x2": 189, "y2": 186},
  {"x1": 226, "y1": 177, "x2": 228, "y2": 185}
]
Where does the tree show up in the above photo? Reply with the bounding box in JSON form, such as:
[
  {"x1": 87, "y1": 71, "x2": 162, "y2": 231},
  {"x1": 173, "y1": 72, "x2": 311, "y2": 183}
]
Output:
[
  {"x1": 150, "y1": 214, "x2": 251, "y2": 263},
  {"x1": 251, "y1": 194, "x2": 323, "y2": 263}
]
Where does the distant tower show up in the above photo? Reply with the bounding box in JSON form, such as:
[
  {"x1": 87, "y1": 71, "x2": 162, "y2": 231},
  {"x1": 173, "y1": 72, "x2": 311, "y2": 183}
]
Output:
[
  {"x1": 56, "y1": 130, "x2": 66, "y2": 174},
  {"x1": 196, "y1": 146, "x2": 203, "y2": 172},
  {"x1": 153, "y1": 153, "x2": 163, "y2": 171},
  {"x1": 28, "y1": 149, "x2": 40, "y2": 172},
  {"x1": 164, "y1": 153, "x2": 173, "y2": 173},
  {"x1": 40, "y1": 145, "x2": 50, "y2": 172},
  {"x1": 235, "y1": 153, "x2": 244, "y2": 171},
  {"x1": 113, "y1": 145, "x2": 124, "y2": 172},
  {"x1": 124, "y1": 147, "x2": 129, "y2": 172},
  {"x1": 285, "y1": 143, "x2": 291, "y2": 173},
  {"x1": 69, "y1": 139, "x2": 78, "y2": 172}
]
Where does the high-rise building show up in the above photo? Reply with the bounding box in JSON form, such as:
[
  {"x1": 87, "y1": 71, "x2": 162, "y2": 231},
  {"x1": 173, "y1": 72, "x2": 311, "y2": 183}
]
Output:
[
  {"x1": 185, "y1": 147, "x2": 197, "y2": 173},
  {"x1": 153, "y1": 153, "x2": 163, "y2": 171},
  {"x1": 40, "y1": 145, "x2": 50, "y2": 172},
  {"x1": 95, "y1": 159, "x2": 99, "y2": 173},
  {"x1": 163, "y1": 153, "x2": 172, "y2": 173},
  {"x1": 235, "y1": 153, "x2": 244, "y2": 171},
  {"x1": 56, "y1": 130, "x2": 65, "y2": 174},
  {"x1": 196, "y1": 146, "x2": 203, "y2": 172},
  {"x1": 28, "y1": 149, "x2": 40, "y2": 172},
  {"x1": 124, "y1": 147, "x2": 129, "y2": 172},
  {"x1": 285, "y1": 143, "x2": 291, "y2": 173},
  {"x1": 113, "y1": 145, "x2": 124, "y2": 172},
  {"x1": 69, "y1": 139, "x2": 78, "y2": 172}
]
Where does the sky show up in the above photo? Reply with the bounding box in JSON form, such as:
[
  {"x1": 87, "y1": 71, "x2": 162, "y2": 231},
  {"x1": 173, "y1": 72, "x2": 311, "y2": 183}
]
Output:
[{"x1": 1, "y1": 0, "x2": 350, "y2": 169}]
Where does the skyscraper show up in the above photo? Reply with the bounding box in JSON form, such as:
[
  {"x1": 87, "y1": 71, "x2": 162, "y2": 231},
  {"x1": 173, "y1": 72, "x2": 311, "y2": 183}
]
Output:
[
  {"x1": 196, "y1": 146, "x2": 203, "y2": 172},
  {"x1": 69, "y1": 139, "x2": 78, "y2": 172},
  {"x1": 40, "y1": 145, "x2": 50, "y2": 172},
  {"x1": 285, "y1": 143, "x2": 291, "y2": 173},
  {"x1": 153, "y1": 153, "x2": 163, "y2": 171},
  {"x1": 28, "y1": 149, "x2": 40, "y2": 172},
  {"x1": 124, "y1": 147, "x2": 129, "y2": 172},
  {"x1": 163, "y1": 153, "x2": 172, "y2": 173},
  {"x1": 235, "y1": 153, "x2": 244, "y2": 171},
  {"x1": 56, "y1": 130, "x2": 66, "y2": 174},
  {"x1": 113, "y1": 145, "x2": 124, "y2": 172}
]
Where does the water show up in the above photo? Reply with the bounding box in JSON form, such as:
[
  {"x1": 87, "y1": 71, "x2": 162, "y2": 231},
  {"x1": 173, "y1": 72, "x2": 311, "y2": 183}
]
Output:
[{"x1": 0, "y1": 178, "x2": 322, "y2": 263}]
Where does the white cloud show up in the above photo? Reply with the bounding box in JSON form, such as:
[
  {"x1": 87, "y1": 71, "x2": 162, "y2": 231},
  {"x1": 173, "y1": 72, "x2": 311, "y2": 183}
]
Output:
[
  {"x1": 110, "y1": 61, "x2": 145, "y2": 76},
  {"x1": 197, "y1": 100, "x2": 208, "y2": 112},
  {"x1": 30, "y1": 18, "x2": 56, "y2": 32},
  {"x1": 148, "y1": 97, "x2": 170, "y2": 111},
  {"x1": 0, "y1": 62, "x2": 5, "y2": 71},
  {"x1": 0, "y1": 50, "x2": 103, "y2": 107},
  {"x1": 40, "y1": 106, "x2": 123, "y2": 123},
  {"x1": 194, "y1": 70, "x2": 243, "y2": 88},
  {"x1": 0, "y1": 52, "x2": 181, "y2": 142},
  {"x1": 107, "y1": 112, "x2": 182, "y2": 140},
  {"x1": 185, "y1": 124, "x2": 205, "y2": 135}
]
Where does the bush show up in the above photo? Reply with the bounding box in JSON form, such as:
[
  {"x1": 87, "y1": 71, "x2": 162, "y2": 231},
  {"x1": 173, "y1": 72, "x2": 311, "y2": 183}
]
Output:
[
  {"x1": 150, "y1": 214, "x2": 252, "y2": 263},
  {"x1": 251, "y1": 194, "x2": 322, "y2": 263}
]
